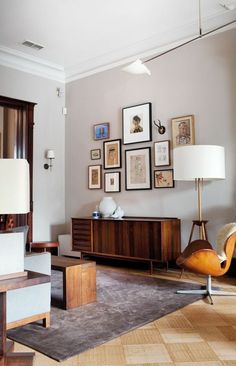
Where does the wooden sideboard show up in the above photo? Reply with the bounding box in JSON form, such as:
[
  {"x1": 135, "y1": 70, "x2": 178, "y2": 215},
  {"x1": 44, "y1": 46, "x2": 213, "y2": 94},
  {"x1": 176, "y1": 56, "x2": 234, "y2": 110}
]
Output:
[{"x1": 71, "y1": 216, "x2": 181, "y2": 272}]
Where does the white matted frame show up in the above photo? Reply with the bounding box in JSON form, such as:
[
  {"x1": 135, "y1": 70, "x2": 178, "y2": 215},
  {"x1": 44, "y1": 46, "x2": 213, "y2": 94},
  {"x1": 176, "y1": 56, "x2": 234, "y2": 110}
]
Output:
[
  {"x1": 103, "y1": 139, "x2": 122, "y2": 169},
  {"x1": 104, "y1": 172, "x2": 121, "y2": 193},
  {"x1": 88, "y1": 164, "x2": 102, "y2": 189},
  {"x1": 125, "y1": 147, "x2": 151, "y2": 190},
  {"x1": 122, "y1": 102, "x2": 152, "y2": 145},
  {"x1": 171, "y1": 115, "x2": 195, "y2": 148},
  {"x1": 154, "y1": 140, "x2": 170, "y2": 167},
  {"x1": 154, "y1": 169, "x2": 174, "y2": 188}
]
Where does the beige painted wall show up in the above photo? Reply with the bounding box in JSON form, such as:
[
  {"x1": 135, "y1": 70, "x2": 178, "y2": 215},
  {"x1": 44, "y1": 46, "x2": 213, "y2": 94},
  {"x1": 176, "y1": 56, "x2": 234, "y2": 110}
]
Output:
[
  {"x1": 65, "y1": 28, "x2": 236, "y2": 249},
  {"x1": 0, "y1": 66, "x2": 66, "y2": 241}
]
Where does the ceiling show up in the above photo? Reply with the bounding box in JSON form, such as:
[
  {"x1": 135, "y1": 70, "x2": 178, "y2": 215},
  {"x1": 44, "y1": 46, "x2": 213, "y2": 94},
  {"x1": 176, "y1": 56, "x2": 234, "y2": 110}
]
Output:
[{"x1": 0, "y1": 0, "x2": 236, "y2": 82}]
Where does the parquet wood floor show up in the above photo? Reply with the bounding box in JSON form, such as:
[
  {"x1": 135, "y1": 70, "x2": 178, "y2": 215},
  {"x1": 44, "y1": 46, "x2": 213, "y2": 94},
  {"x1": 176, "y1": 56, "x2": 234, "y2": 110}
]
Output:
[{"x1": 11, "y1": 265, "x2": 236, "y2": 365}]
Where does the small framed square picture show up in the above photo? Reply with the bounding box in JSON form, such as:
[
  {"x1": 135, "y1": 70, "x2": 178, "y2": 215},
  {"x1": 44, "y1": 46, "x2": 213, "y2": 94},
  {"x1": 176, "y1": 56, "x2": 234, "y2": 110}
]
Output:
[
  {"x1": 93, "y1": 122, "x2": 110, "y2": 140},
  {"x1": 90, "y1": 148, "x2": 101, "y2": 160},
  {"x1": 104, "y1": 172, "x2": 121, "y2": 193},
  {"x1": 88, "y1": 165, "x2": 102, "y2": 189},
  {"x1": 125, "y1": 147, "x2": 151, "y2": 190},
  {"x1": 122, "y1": 102, "x2": 152, "y2": 145},
  {"x1": 154, "y1": 140, "x2": 170, "y2": 167},
  {"x1": 154, "y1": 169, "x2": 174, "y2": 188},
  {"x1": 103, "y1": 139, "x2": 121, "y2": 169},
  {"x1": 171, "y1": 115, "x2": 195, "y2": 148}
]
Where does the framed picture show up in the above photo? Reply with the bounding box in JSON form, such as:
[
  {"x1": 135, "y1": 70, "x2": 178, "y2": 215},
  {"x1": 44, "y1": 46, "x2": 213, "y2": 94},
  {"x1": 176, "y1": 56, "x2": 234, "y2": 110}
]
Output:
[
  {"x1": 103, "y1": 139, "x2": 122, "y2": 169},
  {"x1": 88, "y1": 165, "x2": 102, "y2": 189},
  {"x1": 125, "y1": 147, "x2": 151, "y2": 190},
  {"x1": 104, "y1": 172, "x2": 121, "y2": 193},
  {"x1": 154, "y1": 169, "x2": 174, "y2": 188},
  {"x1": 93, "y1": 122, "x2": 110, "y2": 140},
  {"x1": 171, "y1": 115, "x2": 195, "y2": 148},
  {"x1": 154, "y1": 140, "x2": 170, "y2": 167},
  {"x1": 90, "y1": 148, "x2": 101, "y2": 160},
  {"x1": 122, "y1": 102, "x2": 152, "y2": 145}
]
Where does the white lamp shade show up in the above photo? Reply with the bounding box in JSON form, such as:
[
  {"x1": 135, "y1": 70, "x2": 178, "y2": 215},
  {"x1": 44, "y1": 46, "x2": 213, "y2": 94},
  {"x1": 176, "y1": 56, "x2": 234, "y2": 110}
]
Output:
[
  {"x1": 173, "y1": 145, "x2": 225, "y2": 181},
  {"x1": 122, "y1": 59, "x2": 151, "y2": 75},
  {"x1": 46, "y1": 149, "x2": 55, "y2": 159},
  {"x1": 0, "y1": 159, "x2": 30, "y2": 214}
]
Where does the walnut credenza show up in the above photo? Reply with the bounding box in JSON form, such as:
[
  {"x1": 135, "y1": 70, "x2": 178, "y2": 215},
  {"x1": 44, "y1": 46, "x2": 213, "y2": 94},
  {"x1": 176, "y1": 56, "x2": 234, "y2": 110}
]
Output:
[{"x1": 71, "y1": 217, "x2": 181, "y2": 272}]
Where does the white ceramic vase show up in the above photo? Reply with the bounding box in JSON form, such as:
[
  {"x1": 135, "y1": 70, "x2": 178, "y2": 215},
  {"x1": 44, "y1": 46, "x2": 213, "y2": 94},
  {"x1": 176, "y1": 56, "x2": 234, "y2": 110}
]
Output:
[{"x1": 99, "y1": 197, "x2": 117, "y2": 218}]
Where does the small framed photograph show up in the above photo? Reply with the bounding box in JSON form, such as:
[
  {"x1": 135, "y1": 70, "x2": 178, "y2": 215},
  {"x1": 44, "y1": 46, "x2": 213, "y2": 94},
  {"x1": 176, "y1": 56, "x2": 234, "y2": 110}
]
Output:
[
  {"x1": 90, "y1": 148, "x2": 101, "y2": 160},
  {"x1": 88, "y1": 165, "x2": 102, "y2": 189},
  {"x1": 104, "y1": 172, "x2": 121, "y2": 193},
  {"x1": 154, "y1": 140, "x2": 170, "y2": 167},
  {"x1": 154, "y1": 169, "x2": 174, "y2": 188},
  {"x1": 125, "y1": 147, "x2": 151, "y2": 190},
  {"x1": 171, "y1": 115, "x2": 195, "y2": 148},
  {"x1": 103, "y1": 139, "x2": 122, "y2": 169},
  {"x1": 122, "y1": 102, "x2": 152, "y2": 145},
  {"x1": 93, "y1": 122, "x2": 110, "y2": 140}
]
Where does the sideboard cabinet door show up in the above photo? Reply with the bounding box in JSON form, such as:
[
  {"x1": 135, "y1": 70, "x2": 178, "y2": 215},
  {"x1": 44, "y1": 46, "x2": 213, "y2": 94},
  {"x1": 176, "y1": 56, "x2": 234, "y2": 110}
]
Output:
[{"x1": 72, "y1": 218, "x2": 92, "y2": 252}]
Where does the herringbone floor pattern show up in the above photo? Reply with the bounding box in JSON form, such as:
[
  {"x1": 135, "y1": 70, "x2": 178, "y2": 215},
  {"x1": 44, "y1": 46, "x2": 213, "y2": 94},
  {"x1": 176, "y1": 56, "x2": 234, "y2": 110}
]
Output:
[{"x1": 12, "y1": 265, "x2": 236, "y2": 365}]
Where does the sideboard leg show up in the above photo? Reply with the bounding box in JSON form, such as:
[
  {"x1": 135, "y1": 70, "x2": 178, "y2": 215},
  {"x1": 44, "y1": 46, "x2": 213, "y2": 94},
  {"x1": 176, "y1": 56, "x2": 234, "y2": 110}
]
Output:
[{"x1": 150, "y1": 261, "x2": 153, "y2": 275}]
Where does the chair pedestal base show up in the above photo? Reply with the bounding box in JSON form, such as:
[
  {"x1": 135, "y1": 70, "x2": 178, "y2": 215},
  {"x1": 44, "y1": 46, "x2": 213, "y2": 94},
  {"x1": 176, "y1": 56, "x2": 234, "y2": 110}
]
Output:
[{"x1": 177, "y1": 275, "x2": 236, "y2": 305}]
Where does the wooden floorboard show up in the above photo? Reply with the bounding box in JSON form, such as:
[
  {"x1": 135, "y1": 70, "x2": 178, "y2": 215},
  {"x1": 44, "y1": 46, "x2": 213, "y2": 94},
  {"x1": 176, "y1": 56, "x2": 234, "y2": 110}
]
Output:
[{"x1": 11, "y1": 264, "x2": 236, "y2": 365}]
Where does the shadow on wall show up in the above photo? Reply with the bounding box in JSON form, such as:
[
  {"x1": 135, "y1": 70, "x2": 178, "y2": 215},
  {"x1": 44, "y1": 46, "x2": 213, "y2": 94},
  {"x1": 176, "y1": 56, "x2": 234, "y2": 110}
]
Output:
[{"x1": 50, "y1": 223, "x2": 67, "y2": 241}]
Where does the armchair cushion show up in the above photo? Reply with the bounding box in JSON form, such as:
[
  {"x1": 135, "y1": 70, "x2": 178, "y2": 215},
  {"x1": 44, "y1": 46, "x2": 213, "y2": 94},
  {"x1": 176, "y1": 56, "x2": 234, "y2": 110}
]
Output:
[{"x1": 216, "y1": 223, "x2": 236, "y2": 262}]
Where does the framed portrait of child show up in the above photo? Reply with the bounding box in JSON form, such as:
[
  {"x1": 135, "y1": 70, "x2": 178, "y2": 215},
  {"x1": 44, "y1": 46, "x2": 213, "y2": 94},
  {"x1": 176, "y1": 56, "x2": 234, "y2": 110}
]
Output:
[{"x1": 122, "y1": 102, "x2": 152, "y2": 145}]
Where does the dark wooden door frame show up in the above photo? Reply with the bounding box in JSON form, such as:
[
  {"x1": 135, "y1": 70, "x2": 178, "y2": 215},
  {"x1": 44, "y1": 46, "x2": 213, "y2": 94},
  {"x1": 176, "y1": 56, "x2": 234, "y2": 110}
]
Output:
[{"x1": 0, "y1": 95, "x2": 36, "y2": 242}]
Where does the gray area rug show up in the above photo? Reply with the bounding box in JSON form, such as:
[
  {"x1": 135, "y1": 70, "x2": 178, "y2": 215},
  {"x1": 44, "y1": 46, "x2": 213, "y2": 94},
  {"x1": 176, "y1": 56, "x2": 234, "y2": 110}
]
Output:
[{"x1": 8, "y1": 268, "x2": 203, "y2": 362}]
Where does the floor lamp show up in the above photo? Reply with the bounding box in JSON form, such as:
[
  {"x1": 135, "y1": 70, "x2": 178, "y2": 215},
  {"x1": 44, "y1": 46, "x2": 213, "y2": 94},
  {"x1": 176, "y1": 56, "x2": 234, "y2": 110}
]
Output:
[
  {"x1": 0, "y1": 159, "x2": 29, "y2": 279},
  {"x1": 173, "y1": 145, "x2": 225, "y2": 244}
]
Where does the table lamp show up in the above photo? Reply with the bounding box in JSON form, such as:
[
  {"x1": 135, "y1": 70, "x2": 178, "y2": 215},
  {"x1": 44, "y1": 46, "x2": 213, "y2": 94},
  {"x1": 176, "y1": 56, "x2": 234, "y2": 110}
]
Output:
[
  {"x1": 173, "y1": 145, "x2": 225, "y2": 243},
  {"x1": 0, "y1": 159, "x2": 30, "y2": 279}
]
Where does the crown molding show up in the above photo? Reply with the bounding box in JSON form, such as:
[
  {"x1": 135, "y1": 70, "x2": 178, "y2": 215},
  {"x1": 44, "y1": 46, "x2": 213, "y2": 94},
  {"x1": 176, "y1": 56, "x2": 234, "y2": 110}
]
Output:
[{"x1": 0, "y1": 45, "x2": 65, "y2": 83}]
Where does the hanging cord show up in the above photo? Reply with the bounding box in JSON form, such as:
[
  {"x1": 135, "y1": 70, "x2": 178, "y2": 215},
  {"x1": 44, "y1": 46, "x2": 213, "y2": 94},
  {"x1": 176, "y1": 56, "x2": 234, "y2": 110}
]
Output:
[{"x1": 144, "y1": 0, "x2": 235, "y2": 64}]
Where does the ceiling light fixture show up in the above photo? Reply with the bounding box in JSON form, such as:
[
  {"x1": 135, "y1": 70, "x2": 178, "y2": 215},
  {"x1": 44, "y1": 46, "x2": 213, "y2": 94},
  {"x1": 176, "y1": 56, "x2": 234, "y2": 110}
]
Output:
[{"x1": 122, "y1": 0, "x2": 236, "y2": 75}]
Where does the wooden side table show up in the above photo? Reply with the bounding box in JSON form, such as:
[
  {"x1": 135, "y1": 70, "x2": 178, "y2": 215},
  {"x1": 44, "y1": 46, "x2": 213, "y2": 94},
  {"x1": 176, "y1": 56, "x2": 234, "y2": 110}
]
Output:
[
  {"x1": 51, "y1": 256, "x2": 96, "y2": 310},
  {"x1": 0, "y1": 271, "x2": 50, "y2": 365},
  {"x1": 30, "y1": 241, "x2": 59, "y2": 255}
]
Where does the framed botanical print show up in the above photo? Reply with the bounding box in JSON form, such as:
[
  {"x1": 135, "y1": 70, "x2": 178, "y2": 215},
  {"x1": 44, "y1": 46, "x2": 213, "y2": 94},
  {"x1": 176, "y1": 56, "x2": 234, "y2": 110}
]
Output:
[
  {"x1": 90, "y1": 148, "x2": 101, "y2": 160},
  {"x1": 104, "y1": 172, "x2": 121, "y2": 193},
  {"x1": 171, "y1": 115, "x2": 195, "y2": 148},
  {"x1": 88, "y1": 164, "x2": 102, "y2": 189},
  {"x1": 154, "y1": 169, "x2": 174, "y2": 188},
  {"x1": 125, "y1": 147, "x2": 151, "y2": 190},
  {"x1": 93, "y1": 122, "x2": 110, "y2": 140},
  {"x1": 122, "y1": 102, "x2": 152, "y2": 145},
  {"x1": 103, "y1": 139, "x2": 122, "y2": 169},
  {"x1": 154, "y1": 140, "x2": 170, "y2": 167}
]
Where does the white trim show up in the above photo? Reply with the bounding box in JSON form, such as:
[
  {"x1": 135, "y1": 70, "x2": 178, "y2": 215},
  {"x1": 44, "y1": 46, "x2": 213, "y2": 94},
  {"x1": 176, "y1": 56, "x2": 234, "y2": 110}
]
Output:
[{"x1": 0, "y1": 45, "x2": 65, "y2": 83}]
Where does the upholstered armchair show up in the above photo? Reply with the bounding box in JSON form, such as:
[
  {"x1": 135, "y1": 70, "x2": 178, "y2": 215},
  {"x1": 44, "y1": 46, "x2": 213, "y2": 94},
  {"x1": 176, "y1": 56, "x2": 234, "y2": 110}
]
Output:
[{"x1": 176, "y1": 223, "x2": 236, "y2": 304}]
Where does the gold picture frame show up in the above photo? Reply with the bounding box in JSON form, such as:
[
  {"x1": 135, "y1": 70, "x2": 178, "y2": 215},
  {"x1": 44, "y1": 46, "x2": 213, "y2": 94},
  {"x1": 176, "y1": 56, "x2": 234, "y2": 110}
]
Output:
[{"x1": 171, "y1": 115, "x2": 195, "y2": 148}]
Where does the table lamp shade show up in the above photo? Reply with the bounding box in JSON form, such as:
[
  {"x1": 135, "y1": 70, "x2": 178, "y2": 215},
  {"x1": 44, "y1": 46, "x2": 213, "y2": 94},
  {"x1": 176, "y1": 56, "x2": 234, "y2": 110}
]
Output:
[
  {"x1": 0, "y1": 159, "x2": 29, "y2": 214},
  {"x1": 173, "y1": 145, "x2": 225, "y2": 181}
]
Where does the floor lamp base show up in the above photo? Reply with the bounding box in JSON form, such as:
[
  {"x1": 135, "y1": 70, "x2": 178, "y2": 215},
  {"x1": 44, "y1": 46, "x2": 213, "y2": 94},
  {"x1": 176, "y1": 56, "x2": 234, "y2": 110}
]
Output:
[{"x1": 188, "y1": 220, "x2": 208, "y2": 245}]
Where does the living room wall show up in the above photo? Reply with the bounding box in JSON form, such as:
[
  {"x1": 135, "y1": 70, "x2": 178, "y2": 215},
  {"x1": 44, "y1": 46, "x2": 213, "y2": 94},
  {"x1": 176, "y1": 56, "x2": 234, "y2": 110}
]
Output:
[
  {"x1": 0, "y1": 65, "x2": 66, "y2": 241},
  {"x1": 65, "y1": 28, "x2": 236, "y2": 249}
]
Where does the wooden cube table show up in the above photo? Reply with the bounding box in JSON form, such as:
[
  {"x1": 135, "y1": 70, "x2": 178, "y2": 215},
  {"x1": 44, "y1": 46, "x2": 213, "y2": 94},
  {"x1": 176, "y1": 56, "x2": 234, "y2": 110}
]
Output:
[{"x1": 51, "y1": 256, "x2": 96, "y2": 309}]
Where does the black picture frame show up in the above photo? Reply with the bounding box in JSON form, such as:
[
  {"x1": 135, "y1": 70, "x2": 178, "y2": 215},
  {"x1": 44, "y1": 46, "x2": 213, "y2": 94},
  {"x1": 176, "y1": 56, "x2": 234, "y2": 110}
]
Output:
[
  {"x1": 103, "y1": 139, "x2": 122, "y2": 170},
  {"x1": 154, "y1": 169, "x2": 175, "y2": 188},
  {"x1": 122, "y1": 102, "x2": 152, "y2": 145},
  {"x1": 104, "y1": 172, "x2": 121, "y2": 193},
  {"x1": 125, "y1": 147, "x2": 152, "y2": 190}
]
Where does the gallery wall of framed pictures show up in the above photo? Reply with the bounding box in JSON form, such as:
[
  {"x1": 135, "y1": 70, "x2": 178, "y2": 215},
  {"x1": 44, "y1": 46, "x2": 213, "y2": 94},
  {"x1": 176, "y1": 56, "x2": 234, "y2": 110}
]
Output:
[{"x1": 88, "y1": 104, "x2": 196, "y2": 192}]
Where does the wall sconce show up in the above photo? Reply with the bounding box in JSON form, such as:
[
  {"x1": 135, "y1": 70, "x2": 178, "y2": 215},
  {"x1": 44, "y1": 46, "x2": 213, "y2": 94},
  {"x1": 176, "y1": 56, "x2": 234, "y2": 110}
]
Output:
[{"x1": 44, "y1": 149, "x2": 55, "y2": 170}]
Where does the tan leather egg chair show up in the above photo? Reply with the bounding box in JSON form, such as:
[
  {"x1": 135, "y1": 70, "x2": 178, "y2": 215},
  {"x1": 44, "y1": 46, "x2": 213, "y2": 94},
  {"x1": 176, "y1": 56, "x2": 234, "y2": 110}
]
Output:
[{"x1": 176, "y1": 223, "x2": 236, "y2": 304}]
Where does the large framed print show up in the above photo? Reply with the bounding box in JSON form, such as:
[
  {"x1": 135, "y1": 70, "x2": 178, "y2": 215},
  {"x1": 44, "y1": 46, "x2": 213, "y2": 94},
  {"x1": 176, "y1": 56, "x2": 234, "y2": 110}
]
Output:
[
  {"x1": 122, "y1": 102, "x2": 152, "y2": 145},
  {"x1": 104, "y1": 172, "x2": 121, "y2": 193},
  {"x1": 154, "y1": 140, "x2": 170, "y2": 167},
  {"x1": 103, "y1": 139, "x2": 122, "y2": 169},
  {"x1": 125, "y1": 147, "x2": 151, "y2": 190},
  {"x1": 88, "y1": 165, "x2": 102, "y2": 189},
  {"x1": 171, "y1": 115, "x2": 195, "y2": 148}
]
